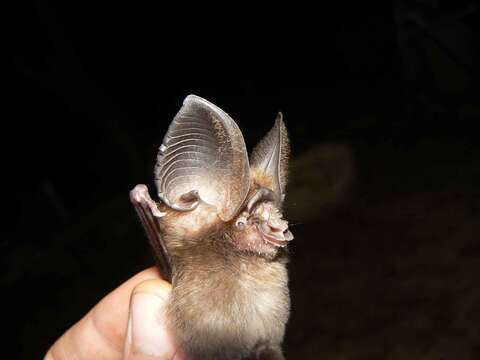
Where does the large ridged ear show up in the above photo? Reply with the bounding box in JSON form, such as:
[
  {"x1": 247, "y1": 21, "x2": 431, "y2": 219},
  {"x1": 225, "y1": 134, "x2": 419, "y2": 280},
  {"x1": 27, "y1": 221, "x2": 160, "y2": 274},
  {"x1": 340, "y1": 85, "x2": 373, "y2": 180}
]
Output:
[
  {"x1": 250, "y1": 113, "x2": 290, "y2": 203},
  {"x1": 154, "y1": 95, "x2": 250, "y2": 221}
]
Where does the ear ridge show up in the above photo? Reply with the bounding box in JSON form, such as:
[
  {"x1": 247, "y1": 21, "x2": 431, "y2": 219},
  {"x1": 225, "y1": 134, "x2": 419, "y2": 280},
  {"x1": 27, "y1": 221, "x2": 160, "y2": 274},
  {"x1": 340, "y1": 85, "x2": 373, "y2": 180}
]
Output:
[
  {"x1": 250, "y1": 113, "x2": 290, "y2": 202},
  {"x1": 155, "y1": 95, "x2": 250, "y2": 221}
]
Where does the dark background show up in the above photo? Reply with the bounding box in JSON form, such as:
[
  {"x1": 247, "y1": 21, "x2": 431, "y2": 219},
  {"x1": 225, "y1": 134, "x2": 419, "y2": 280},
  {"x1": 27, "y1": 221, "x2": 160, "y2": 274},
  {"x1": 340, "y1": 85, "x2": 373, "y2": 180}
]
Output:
[{"x1": 6, "y1": 1, "x2": 480, "y2": 358}]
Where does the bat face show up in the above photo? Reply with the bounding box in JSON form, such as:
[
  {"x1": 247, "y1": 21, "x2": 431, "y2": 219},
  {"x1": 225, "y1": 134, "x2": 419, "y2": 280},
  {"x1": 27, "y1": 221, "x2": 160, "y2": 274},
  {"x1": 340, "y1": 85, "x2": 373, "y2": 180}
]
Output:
[
  {"x1": 148, "y1": 95, "x2": 293, "y2": 257},
  {"x1": 130, "y1": 95, "x2": 292, "y2": 359},
  {"x1": 229, "y1": 193, "x2": 293, "y2": 258}
]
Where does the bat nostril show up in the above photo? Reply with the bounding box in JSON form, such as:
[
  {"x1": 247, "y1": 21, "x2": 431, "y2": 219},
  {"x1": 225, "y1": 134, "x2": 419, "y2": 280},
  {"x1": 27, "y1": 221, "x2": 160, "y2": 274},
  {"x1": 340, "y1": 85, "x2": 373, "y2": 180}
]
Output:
[
  {"x1": 269, "y1": 225, "x2": 283, "y2": 233},
  {"x1": 268, "y1": 219, "x2": 288, "y2": 233}
]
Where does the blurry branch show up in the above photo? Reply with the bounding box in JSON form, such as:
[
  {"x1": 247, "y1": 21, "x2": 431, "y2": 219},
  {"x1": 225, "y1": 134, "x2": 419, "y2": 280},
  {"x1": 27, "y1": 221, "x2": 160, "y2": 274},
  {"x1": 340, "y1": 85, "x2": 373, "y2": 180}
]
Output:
[
  {"x1": 393, "y1": 0, "x2": 479, "y2": 119},
  {"x1": 42, "y1": 178, "x2": 69, "y2": 223},
  {"x1": 395, "y1": 0, "x2": 477, "y2": 75},
  {"x1": 286, "y1": 144, "x2": 355, "y2": 222},
  {"x1": 13, "y1": 0, "x2": 141, "y2": 176}
]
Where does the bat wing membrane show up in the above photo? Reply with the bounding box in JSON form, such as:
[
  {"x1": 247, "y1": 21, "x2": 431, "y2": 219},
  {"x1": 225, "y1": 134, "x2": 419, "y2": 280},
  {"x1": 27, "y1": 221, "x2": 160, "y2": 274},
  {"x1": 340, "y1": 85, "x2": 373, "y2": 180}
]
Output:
[{"x1": 130, "y1": 184, "x2": 172, "y2": 281}]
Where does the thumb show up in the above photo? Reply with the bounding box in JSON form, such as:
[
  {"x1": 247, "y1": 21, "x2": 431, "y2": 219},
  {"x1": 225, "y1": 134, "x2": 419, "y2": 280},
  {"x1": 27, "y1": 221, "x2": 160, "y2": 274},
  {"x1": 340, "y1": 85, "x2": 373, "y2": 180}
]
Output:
[{"x1": 123, "y1": 279, "x2": 179, "y2": 360}]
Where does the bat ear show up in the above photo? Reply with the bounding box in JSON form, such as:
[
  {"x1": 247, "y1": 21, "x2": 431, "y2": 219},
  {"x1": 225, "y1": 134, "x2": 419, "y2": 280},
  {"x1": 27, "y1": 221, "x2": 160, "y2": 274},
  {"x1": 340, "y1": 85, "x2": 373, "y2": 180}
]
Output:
[
  {"x1": 250, "y1": 113, "x2": 290, "y2": 203},
  {"x1": 155, "y1": 95, "x2": 251, "y2": 221}
]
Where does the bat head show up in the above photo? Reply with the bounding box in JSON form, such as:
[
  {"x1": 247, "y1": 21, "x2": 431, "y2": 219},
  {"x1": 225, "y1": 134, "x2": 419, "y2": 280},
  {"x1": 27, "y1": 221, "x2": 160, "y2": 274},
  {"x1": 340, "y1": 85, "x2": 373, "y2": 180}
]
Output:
[
  {"x1": 230, "y1": 192, "x2": 293, "y2": 257},
  {"x1": 155, "y1": 95, "x2": 293, "y2": 257}
]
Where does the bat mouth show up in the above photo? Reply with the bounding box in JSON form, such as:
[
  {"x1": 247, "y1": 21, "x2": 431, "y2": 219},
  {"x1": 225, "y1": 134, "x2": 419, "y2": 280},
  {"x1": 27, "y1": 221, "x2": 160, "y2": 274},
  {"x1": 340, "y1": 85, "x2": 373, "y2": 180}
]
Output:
[
  {"x1": 262, "y1": 233, "x2": 288, "y2": 247},
  {"x1": 256, "y1": 224, "x2": 292, "y2": 247}
]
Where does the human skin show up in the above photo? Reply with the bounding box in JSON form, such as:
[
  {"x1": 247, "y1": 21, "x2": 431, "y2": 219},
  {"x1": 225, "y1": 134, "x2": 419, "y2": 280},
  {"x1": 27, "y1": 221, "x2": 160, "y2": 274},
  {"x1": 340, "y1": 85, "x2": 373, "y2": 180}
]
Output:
[{"x1": 45, "y1": 267, "x2": 185, "y2": 360}]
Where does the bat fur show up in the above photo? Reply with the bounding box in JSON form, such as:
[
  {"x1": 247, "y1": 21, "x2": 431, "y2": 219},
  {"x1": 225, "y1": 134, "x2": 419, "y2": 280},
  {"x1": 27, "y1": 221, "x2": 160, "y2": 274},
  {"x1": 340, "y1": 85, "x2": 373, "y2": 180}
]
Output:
[{"x1": 131, "y1": 95, "x2": 293, "y2": 359}]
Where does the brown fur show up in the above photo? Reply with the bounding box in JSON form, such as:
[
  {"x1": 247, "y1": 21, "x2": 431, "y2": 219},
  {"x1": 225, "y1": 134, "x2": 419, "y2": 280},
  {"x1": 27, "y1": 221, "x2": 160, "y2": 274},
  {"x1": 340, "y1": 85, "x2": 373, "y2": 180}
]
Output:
[
  {"x1": 145, "y1": 100, "x2": 293, "y2": 359},
  {"x1": 160, "y1": 207, "x2": 290, "y2": 360},
  {"x1": 250, "y1": 169, "x2": 274, "y2": 190}
]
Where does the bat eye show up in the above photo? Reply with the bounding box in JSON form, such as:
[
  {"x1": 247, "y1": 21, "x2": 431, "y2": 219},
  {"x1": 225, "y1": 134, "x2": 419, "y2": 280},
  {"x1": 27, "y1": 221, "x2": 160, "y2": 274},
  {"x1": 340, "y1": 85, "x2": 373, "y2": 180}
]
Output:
[{"x1": 235, "y1": 219, "x2": 246, "y2": 230}]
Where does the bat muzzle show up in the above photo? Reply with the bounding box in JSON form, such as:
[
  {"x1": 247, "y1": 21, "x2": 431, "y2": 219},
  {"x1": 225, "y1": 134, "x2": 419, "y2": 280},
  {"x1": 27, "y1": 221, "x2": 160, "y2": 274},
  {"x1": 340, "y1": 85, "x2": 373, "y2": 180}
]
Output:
[{"x1": 256, "y1": 216, "x2": 294, "y2": 248}]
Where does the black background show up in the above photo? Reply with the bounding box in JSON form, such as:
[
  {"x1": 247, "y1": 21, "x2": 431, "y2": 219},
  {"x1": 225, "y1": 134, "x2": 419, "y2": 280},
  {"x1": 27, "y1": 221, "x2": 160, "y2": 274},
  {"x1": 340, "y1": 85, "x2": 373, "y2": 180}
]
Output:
[{"x1": 7, "y1": 1, "x2": 480, "y2": 358}]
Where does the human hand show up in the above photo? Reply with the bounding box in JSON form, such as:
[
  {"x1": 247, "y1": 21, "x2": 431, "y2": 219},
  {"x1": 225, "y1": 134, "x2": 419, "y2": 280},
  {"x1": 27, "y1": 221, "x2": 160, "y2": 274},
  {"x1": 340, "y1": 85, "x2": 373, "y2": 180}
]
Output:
[{"x1": 45, "y1": 267, "x2": 184, "y2": 360}]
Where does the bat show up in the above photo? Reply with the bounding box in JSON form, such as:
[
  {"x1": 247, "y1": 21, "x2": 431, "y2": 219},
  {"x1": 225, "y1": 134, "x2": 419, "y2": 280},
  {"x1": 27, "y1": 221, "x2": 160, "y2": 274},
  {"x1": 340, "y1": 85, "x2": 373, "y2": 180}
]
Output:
[{"x1": 130, "y1": 95, "x2": 293, "y2": 360}]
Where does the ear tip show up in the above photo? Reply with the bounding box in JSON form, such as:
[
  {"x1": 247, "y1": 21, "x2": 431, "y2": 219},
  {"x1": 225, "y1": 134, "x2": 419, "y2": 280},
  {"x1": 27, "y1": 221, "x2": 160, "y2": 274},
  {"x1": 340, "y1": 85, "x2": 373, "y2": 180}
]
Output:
[
  {"x1": 274, "y1": 112, "x2": 288, "y2": 133},
  {"x1": 184, "y1": 94, "x2": 206, "y2": 105},
  {"x1": 184, "y1": 95, "x2": 221, "y2": 111},
  {"x1": 182, "y1": 95, "x2": 235, "y2": 124}
]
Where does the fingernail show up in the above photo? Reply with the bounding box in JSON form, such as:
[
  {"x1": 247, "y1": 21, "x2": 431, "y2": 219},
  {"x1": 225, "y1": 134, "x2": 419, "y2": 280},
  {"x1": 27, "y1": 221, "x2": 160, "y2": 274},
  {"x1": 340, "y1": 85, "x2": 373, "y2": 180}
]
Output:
[{"x1": 126, "y1": 284, "x2": 175, "y2": 358}]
